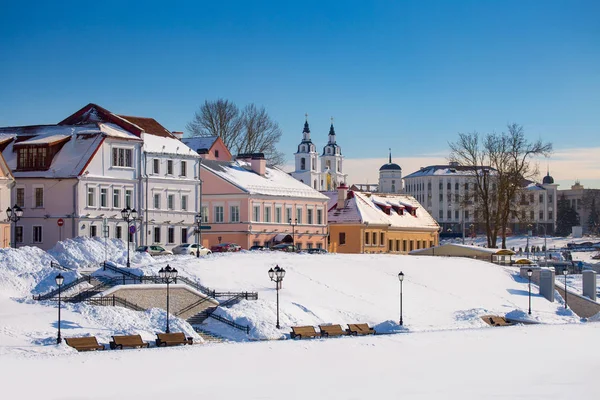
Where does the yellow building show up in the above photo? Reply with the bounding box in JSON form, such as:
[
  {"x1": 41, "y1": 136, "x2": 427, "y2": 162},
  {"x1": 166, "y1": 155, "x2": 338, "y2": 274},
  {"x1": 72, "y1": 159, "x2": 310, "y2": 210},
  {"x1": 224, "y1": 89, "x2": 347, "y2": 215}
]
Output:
[{"x1": 326, "y1": 184, "x2": 439, "y2": 254}]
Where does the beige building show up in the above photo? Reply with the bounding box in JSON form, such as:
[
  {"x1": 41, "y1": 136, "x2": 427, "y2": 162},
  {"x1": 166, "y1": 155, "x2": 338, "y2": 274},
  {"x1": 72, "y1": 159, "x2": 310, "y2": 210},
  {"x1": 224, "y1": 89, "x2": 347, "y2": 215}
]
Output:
[{"x1": 558, "y1": 181, "x2": 600, "y2": 234}]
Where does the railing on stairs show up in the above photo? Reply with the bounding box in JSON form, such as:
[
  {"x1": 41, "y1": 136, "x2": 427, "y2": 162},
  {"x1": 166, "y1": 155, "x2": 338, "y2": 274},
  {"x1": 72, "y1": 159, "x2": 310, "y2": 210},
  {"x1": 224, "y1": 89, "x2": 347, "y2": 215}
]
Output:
[
  {"x1": 84, "y1": 294, "x2": 145, "y2": 312},
  {"x1": 175, "y1": 296, "x2": 215, "y2": 317},
  {"x1": 175, "y1": 276, "x2": 213, "y2": 296},
  {"x1": 33, "y1": 275, "x2": 92, "y2": 300},
  {"x1": 102, "y1": 261, "x2": 143, "y2": 282},
  {"x1": 50, "y1": 261, "x2": 72, "y2": 271},
  {"x1": 207, "y1": 313, "x2": 250, "y2": 334}
]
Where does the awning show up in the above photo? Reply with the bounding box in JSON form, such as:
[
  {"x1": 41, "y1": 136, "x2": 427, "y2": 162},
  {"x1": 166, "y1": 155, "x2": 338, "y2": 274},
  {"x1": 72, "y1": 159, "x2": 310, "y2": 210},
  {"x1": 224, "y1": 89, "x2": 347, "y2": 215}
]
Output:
[{"x1": 272, "y1": 234, "x2": 293, "y2": 243}]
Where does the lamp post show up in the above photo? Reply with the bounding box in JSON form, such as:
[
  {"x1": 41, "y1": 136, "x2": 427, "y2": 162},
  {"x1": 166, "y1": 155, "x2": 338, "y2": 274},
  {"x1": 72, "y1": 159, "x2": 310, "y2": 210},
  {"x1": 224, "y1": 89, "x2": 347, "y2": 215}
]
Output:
[
  {"x1": 6, "y1": 205, "x2": 24, "y2": 248},
  {"x1": 194, "y1": 213, "x2": 202, "y2": 258},
  {"x1": 55, "y1": 273, "x2": 64, "y2": 344},
  {"x1": 562, "y1": 268, "x2": 568, "y2": 309},
  {"x1": 268, "y1": 265, "x2": 286, "y2": 329},
  {"x1": 158, "y1": 265, "x2": 178, "y2": 333},
  {"x1": 288, "y1": 218, "x2": 298, "y2": 249},
  {"x1": 121, "y1": 207, "x2": 138, "y2": 268},
  {"x1": 398, "y1": 271, "x2": 404, "y2": 326},
  {"x1": 527, "y1": 268, "x2": 533, "y2": 315}
]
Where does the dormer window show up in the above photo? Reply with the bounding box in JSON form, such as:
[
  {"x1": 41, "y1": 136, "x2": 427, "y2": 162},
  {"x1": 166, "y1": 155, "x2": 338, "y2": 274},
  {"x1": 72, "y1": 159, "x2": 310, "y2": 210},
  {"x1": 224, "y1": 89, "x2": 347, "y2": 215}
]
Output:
[
  {"x1": 215, "y1": 150, "x2": 220, "y2": 158},
  {"x1": 14, "y1": 134, "x2": 69, "y2": 171},
  {"x1": 18, "y1": 147, "x2": 47, "y2": 170}
]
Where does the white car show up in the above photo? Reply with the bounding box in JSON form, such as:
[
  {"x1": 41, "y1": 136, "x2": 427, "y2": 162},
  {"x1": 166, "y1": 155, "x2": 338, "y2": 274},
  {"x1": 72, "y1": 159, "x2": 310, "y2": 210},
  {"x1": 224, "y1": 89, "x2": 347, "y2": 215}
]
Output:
[{"x1": 172, "y1": 243, "x2": 212, "y2": 256}]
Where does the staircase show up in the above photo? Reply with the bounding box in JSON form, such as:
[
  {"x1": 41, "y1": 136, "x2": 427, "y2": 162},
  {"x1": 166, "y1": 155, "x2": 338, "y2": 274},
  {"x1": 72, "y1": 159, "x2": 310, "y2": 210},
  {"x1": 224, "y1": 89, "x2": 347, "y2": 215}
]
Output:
[
  {"x1": 34, "y1": 275, "x2": 92, "y2": 300},
  {"x1": 193, "y1": 326, "x2": 225, "y2": 343},
  {"x1": 187, "y1": 306, "x2": 217, "y2": 325}
]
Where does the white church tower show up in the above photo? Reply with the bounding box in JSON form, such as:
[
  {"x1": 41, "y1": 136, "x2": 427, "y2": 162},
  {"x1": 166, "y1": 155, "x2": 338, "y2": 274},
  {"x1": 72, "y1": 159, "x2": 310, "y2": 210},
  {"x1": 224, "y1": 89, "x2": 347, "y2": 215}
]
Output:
[
  {"x1": 291, "y1": 115, "x2": 321, "y2": 190},
  {"x1": 320, "y1": 118, "x2": 346, "y2": 190},
  {"x1": 378, "y1": 149, "x2": 402, "y2": 193}
]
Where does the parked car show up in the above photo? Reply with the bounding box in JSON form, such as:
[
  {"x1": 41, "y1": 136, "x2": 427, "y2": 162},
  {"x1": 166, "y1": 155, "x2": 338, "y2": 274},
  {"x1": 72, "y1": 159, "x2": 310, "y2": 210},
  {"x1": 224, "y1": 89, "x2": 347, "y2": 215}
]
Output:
[
  {"x1": 210, "y1": 243, "x2": 242, "y2": 253},
  {"x1": 270, "y1": 243, "x2": 298, "y2": 252},
  {"x1": 249, "y1": 245, "x2": 266, "y2": 251},
  {"x1": 135, "y1": 245, "x2": 173, "y2": 256},
  {"x1": 172, "y1": 243, "x2": 212, "y2": 256},
  {"x1": 306, "y1": 248, "x2": 328, "y2": 254}
]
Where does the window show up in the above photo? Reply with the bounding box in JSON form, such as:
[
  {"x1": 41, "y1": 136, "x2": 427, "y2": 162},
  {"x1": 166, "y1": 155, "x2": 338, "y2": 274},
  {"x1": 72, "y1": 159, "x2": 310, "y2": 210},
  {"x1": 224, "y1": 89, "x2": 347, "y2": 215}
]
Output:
[
  {"x1": 215, "y1": 150, "x2": 220, "y2": 158},
  {"x1": 455, "y1": 182, "x2": 459, "y2": 191},
  {"x1": 439, "y1": 194, "x2": 443, "y2": 202},
  {"x1": 307, "y1": 209, "x2": 313, "y2": 224},
  {"x1": 286, "y1": 208, "x2": 292, "y2": 223},
  {"x1": 380, "y1": 232, "x2": 384, "y2": 246},
  {"x1": 465, "y1": 182, "x2": 469, "y2": 191},
  {"x1": 125, "y1": 190, "x2": 132, "y2": 208},
  {"x1": 214, "y1": 206, "x2": 224, "y2": 223},
  {"x1": 167, "y1": 194, "x2": 174, "y2": 210},
  {"x1": 253, "y1": 205, "x2": 261, "y2": 222},
  {"x1": 439, "y1": 210, "x2": 443, "y2": 219},
  {"x1": 549, "y1": 211, "x2": 553, "y2": 220},
  {"x1": 100, "y1": 188, "x2": 107, "y2": 207},
  {"x1": 154, "y1": 227, "x2": 161, "y2": 243},
  {"x1": 180, "y1": 161, "x2": 187, "y2": 177},
  {"x1": 17, "y1": 146, "x2": 48, "y2": 170},
  {"x1": 113, "y1": 189, "x2": 120, "y2": 208},
  {"x1": 301, "y1": 158, "x2": 306, "y2": 170},
  {"x1": 181, "y1": 228, "x2": 188, "y2": 243},
  {"x1": 90, "y1": 225, "x2": 97, "y2": 237},
  {"x1": 112, "y1": 148, "x2": 133, "y2": 167},
  {"x1": 372, "y1": 232, "x2": 377, "y2": 245},
  {"x1": 549, "y1": 194, "x2": 553, "y2": 203},
  {"x1": 455, "y1": 210, "x2": 459, "y2": 219},
  {"x1": 181, "y1": 195, "x2": 188, "y2": 211},
  {"x1": 296, "y1": 208, "x2": 302, "y2": 224},
  {"x1": 410, "y1": 241, "x2": 414, "y2": 251},
  {"x1": 33, "y1": 226, "x2": 43, "y2": 243},
  {"x1": 15, "y1": 226, "x2": 23, "y2": 243},
  {"x1": 365, "y1": 232, "x2": 370, "y2": 245},
  {"x1": 447, "y1": 210, "x2": 451, "y2": 219},
  {"x1": 317, "y1": 209, "x2": 323, "y2": 225},
  {"x1": 465, "y1": 210, "x2": 469, "y2": 220},
  {"x1": 35, "y1": 187, "x2": 43, "y2": 208},
  {"x1": 307, "y1": 243, "x2": 313, "y2": 249},
  {"x1": 87, "y1": 187, "x2": 95, "y2": 207},
  {"x1": 403, "y1": 240, "x2": 407, "y2": 252},
  {"x1": 264, "y1": 206, "x2": 271, "y2": 223},
  {"x1": 396, "y1": 240, "x2": 400, "y2": 252},
  {"x1": 275, "y1": 207, "x2": 282, "y2": 223},
  {"x1": 447, "y1": 182, "x2": 451, "y2": 190},
  {"x1": 168, "y1": 227, "x2": 175, "y2": 244},
  {"x1": 230, "y1": 205, "x2": 240, "y2": 222},
  {"x1": 539, "y1": 194, "x2": 544, "y2": 203},
  {"x1": 339, "y1": 232, "x2": 346, "y2": 245},
  {"x1": 201, "y1": 206, "x2": 209, "y2": 222},
  {"x1": 16, "y1": 188, "x2": 25, "y2": 207},
  {"x1": 167, "y1": 160, "x2": 173, "y2": 175},
  {"x1": 154, "y1": 194, "x2": 161, "y2": 209},
  {"x1": 439, "y1": 182, "x2": 443, "y2": 190},
  {"x1": 317, "y1": 242, "x2": 323, "y2": 249},
  {"x1": 539, "y1": 211, "x2": 544, "y2": 220},
  {"x1": 153, "y1": 159, "x2": 160, "y2": 174},
  {"x1": 116, "y1": 226, "x2": 122, "y2": 240},
  {"x1": 530, "y1": 211, "x2": 534, "y2": 220}
]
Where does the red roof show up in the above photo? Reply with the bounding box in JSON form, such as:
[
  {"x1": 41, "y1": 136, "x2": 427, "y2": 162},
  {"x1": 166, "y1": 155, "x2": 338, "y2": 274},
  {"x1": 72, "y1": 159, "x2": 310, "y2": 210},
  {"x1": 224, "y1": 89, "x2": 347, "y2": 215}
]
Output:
[{"x1": 117, "y1": 115, "x2": 173, "y2": 138}]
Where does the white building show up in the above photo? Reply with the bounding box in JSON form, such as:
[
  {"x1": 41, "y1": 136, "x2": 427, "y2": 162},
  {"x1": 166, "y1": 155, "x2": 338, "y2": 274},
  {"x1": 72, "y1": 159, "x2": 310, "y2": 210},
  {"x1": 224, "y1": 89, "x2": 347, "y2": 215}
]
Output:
[
  {"x1": 0, "y1": 103, "x2": 201, "y2": 251},
  {"x1": 291, "y1": 116, "x2": 346, "y2": 191}
]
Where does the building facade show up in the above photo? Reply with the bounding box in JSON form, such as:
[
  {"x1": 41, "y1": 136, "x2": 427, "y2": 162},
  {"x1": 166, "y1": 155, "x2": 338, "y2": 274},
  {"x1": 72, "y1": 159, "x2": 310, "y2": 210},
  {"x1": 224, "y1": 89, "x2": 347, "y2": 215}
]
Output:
[
  {"x1": 558, "y1": 181, "x2": 600, "y2": 234},
  {"x1": 0, "y1": 152, "x2": 14, "y2": 247}
]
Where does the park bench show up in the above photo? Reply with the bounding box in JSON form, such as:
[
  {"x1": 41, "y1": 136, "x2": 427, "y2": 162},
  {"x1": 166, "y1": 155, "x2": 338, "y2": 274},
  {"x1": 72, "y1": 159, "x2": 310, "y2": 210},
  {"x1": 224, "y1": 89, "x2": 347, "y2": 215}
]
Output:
[
  {"x1": 155, "y1": 332, "x2": 194, "y2": 347},
  {"x1": 347, "y1": 323, "x2": 376, "y2": 336},
  {"x1": 319, "y1": 324, "x2": 347, "y2": 338},
  {"x1": 65, "y1": 336, "x2": 105, "y2": 352},
  {"x1": 290, "y1": 326, "x2": 320, "y2": 339},
  {"x1": 109, "y1": 334, "x2": 150, "y2": 350},
  {"x1": 482, "y1": 315, "x2": 514, "y2": 327}
]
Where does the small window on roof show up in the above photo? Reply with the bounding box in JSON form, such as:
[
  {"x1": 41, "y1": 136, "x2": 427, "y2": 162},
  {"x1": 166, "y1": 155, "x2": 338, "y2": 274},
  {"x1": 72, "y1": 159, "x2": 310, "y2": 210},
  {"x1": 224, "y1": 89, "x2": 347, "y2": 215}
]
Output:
[{"x1": 215, "y1": 150, "x2": 220, "y2": 158}]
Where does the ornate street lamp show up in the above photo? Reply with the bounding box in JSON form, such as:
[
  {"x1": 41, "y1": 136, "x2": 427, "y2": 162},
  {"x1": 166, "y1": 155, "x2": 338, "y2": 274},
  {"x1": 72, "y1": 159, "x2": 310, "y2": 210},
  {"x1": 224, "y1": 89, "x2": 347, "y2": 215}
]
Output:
[
  {"x1": 158, "y1": 265, "x2": 178, "y2": 333},
  {"x1": 6, "y1": 205, "x2": 24, "y2": 248},
  {"x1": 288, "y1": 218, "x2": 298, "y2": 249},
  {"x1": 194, "y1": 213, "x2": 202, "y2": 258},
  {"x1": 562, "y1": 268, "x2": 568, "y2": 309},
  {"x1": 55, "y1": 273, "x2": 64, "y2": 344},
  {"x1": 527, "y1": 269, "x2": 533, "y2": 315},
  {"x1": 268, "y1": 265, "x2": 286, "y2": 329},
  {"x1": 121, "y1": 207, "x2": 138, "y2": 268},
  {"x1": 398, "y1": 271, "x2": 404, "y2": 326}
]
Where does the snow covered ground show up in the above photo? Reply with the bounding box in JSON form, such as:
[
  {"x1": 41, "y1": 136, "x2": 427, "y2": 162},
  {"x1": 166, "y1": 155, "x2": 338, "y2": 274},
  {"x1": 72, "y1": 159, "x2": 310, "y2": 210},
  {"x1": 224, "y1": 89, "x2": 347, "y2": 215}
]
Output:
[{"x1": 1, "y1": 236, "x2": 598, "y2": 399}]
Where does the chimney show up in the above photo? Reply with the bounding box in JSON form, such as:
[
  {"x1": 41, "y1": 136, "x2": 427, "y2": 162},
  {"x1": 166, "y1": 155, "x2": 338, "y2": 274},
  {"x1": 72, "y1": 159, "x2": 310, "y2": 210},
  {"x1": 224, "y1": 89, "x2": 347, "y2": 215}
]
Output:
[
  {"x1": 172, "y1": 131, "x2": 184, "y2": 140},
  {"x1": 337, "y1": 183, "x2": 348, "y2": 209},
  {"x1": 250, "y1": 153, "x2": 266, "y2": 176}
]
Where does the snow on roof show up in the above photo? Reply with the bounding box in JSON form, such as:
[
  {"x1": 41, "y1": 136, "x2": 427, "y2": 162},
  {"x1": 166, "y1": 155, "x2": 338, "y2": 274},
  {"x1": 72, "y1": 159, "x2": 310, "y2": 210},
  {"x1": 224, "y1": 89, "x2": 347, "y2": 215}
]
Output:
[
  {"x1": 327, "y1": 191, "x2": 439, "y2": 230},
  {"x1": 404, "y1": 165, "x2": 496, "y2": 179},
  {"x1": 182, "y1": 136, "x2": 218, "y2": 151},
  {"x1": 14, "y1": 133, "x2": 70, "y2": 146},
  {"x1": 142, "y1": 133, "x2": 200, "y2": 158},
  {"x1": 202, "y1": 159, "x2": 329, "y2": 200},
  {"x1": 98, "y1": 123, "x2": 142, "y2": 140}
]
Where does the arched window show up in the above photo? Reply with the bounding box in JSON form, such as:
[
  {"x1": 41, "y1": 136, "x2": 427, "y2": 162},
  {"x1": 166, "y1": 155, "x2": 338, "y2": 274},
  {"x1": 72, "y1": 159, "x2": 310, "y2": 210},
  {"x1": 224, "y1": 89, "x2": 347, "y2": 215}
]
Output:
[{"x1": 327, "y1": 148, "x2": 330, "y2": 154}]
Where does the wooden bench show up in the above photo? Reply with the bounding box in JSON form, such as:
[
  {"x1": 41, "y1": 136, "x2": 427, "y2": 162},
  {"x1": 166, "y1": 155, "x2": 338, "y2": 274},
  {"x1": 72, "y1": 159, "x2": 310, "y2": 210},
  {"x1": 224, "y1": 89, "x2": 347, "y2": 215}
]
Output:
[
  {"x1": 290, "y1": 326, "x2": 320, "y2": 339},
  {"x1": 319, "y1": 324, "x2": 347, "y2": 338},
  {"x1": 482, "y1": 315, "x2": 514, "y2": 327},
  {"x1": 65, "y1": 336, "x2": 105, "y2": 352},
  {"x1": 347, "y1": 323, "x2": 376, "y2": 336},
  {"x1": 109, "y1": 334, "x2": 150, "y2": 350},
  {"x1": 155, "y1": 332, "x2": 193, "y2": 347}
]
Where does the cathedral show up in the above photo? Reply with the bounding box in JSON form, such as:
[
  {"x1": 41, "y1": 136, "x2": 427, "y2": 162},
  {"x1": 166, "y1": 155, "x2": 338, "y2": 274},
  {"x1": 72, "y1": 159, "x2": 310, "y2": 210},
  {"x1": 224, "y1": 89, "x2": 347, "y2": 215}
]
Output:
[{"x1": 291, "y1": 116, "x2": 346, "y2": 191}]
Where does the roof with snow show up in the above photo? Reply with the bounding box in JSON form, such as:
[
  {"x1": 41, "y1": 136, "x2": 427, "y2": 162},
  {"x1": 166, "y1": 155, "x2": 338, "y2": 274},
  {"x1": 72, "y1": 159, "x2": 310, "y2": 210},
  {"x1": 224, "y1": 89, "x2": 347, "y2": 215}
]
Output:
[
  {"x1": 326, "y1": 191, "x2": 439, "y2": 230},
  {"x1": 142, "y1": 133, "x2": 200, "y2": 158},
  {"x1": 404, "y1": 164, "x2": 496, "y2": 179},
  {"x1": 202, "y1": 159, "x2": 329, "y2": 200},
  {"x1": 182, "y1": 136, "x2": 219, "y2": 153}
]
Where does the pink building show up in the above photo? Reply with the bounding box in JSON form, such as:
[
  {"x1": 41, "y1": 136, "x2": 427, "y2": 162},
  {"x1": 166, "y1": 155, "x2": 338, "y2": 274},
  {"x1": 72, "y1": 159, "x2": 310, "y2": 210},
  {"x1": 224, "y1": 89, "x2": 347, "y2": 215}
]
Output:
[{"x1": 198, "y1": 153, "x2": 329, "y2": 250}]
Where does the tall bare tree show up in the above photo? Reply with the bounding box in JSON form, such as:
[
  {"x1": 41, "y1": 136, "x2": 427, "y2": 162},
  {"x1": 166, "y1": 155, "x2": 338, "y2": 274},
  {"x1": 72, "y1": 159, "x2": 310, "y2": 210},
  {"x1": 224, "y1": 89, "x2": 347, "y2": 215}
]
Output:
[{"x1": 187, "y1": 99, "x2": 284, "y2": 166}]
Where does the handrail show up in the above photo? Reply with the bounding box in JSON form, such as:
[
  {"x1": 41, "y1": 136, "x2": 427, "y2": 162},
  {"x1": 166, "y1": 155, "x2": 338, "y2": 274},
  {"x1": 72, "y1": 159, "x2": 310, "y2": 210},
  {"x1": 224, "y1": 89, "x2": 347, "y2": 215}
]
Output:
[
  {"x1": 50, "y1": 261, "x2": 72, "y2": 272},
  {"x1": 85, "y1": 295, "x2": 145, "y2": 312},
  {"x1": 175, "y1": 296, "x2": 214, "y2": 317},
  {"x1": 102, "y1": 261, "x2": 143, "y2": 282},
  {"x1": 208, "y1": 313, "x2": 250, "y2": 334},
  {"x1": 33, "y1": 275, "x2": 92, "y2": 300},
  {"x1": 176, "y1": 276, "x2": 213, "y2": 296},
  {"x1": 213, "y1": 291, "x2": 258, "y2": 300}
]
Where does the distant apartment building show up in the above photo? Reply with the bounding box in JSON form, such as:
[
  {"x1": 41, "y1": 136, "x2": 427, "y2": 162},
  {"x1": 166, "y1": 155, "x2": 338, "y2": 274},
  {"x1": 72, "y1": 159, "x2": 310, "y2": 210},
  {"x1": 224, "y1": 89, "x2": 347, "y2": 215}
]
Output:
[{"x1": 558, "y1": 181, "x2": 600, "y2": 234}]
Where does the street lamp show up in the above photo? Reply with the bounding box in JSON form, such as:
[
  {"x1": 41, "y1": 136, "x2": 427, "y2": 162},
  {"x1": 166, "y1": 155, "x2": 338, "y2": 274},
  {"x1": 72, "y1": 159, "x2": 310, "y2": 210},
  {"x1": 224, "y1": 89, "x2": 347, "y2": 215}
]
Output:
[
  {"x1": 527, "y1": 269, "x2": 533, "y2": 315},
  {"x1": 562, "y1": 268, "x2": 568, "y2": 309},
  {"x1": 398, "y1": 271, "x2": 404, "y2": 326},
  {"x1": 6, "y1": 205, "x2": 24, "y2": 248},
  {"x1": 158, "y1": 265, "x2": 178, "y2": 333},
  {"x1": 121, "y1": 207, "x2": 138, "y2": 268},
  {"x1": 288, "y1": 218, "x2": 298, "y2": 249},
  {"x1": 268, "y1": 265, "x2": 286, "y2": 329},
  {"x1": 194, "y1": 213, "x2": 202, "y2": 258},
  {"x1": 55, "y1": 273, "x2": 64, "y2": 344}
]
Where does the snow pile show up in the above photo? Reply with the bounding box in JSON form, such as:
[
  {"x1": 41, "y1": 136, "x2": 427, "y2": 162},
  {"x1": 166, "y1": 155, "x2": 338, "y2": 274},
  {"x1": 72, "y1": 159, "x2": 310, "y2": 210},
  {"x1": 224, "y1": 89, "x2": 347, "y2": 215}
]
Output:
[{"x1": 0, "y1": 246, "x2": 60, "y2": 296}]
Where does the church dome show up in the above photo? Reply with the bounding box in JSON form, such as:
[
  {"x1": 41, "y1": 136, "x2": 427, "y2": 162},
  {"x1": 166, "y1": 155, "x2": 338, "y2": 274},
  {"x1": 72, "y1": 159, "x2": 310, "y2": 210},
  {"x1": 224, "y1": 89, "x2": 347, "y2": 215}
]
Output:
[
  {"x1": 379, "y1": 163, "x2": 402, "y2": 171},
  {"x1": 542, "y1": 172, "x2": 554, "y2": 184}
]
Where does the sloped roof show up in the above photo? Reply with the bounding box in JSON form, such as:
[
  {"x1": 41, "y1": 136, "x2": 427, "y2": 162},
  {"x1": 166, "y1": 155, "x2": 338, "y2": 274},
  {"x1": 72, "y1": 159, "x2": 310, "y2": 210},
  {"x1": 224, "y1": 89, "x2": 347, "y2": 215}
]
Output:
[
  {"x1": 326, "y1": 191, "x2": 439, "y2": 230},
  {"x1": 182, "y1": 136, "x2": 219, "y2": 152},
  {"x1": 404, "y1": 165, "x2": 495, "y2": 179},
  {"x1": 142, "y1": 133, "x2": 200, "y2": 157},
  {"x1": 117, "y1": 115, "x2": 173, "y2": 138},
  {"x1": 202, "y1": 159, "x2": 329, "y2": 200}
]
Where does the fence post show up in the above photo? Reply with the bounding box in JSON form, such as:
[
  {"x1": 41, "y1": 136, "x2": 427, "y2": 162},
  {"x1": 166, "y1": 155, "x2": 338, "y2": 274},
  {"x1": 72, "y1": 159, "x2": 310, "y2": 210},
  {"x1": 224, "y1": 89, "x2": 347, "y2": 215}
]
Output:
[{"x1": 112, "y1": 295, "x2": 115, "y2": 306}]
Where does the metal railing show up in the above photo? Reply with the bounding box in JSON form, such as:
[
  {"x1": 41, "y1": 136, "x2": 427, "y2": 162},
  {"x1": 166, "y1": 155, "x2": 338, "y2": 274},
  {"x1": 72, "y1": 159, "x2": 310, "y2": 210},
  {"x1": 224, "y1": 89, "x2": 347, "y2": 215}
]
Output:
[
  {"x1": 208, "y1": 313, "x2": 250, "y2": 334},
  {"x1": 50, "y1": 261, "x2": 72, "y2": 271},
  {"x1": 84, "y1": 295, "x2": 145, "y2": 312},
  {"x1": 213, "y1": 291, "x2": 258, "y2": 300},
  {"x1": 175, "y1": 276, "x2": 213, "y2": 296},
  {"x1": 33, "y1": 275, "x2": 92, "y2": 300},
  {"x1": 102, "y1": 261, "x2": 143, "y2": 282},
  {"x1": 175, "y1": 297, "x2": 214, "y2": 317}
]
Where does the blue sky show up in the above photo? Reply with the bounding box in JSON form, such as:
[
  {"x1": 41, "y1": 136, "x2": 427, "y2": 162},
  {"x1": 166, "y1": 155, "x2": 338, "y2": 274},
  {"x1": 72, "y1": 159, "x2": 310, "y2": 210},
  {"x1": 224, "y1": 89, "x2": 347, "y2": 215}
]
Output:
[{"x1": 1, "y1": 1, "x2": 599, "y2": 187}]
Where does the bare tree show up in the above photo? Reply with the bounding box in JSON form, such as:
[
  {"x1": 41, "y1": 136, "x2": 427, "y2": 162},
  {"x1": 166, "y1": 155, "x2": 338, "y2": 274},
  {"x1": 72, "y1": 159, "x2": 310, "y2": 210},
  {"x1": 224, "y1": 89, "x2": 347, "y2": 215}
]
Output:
[
  {"x1": 187, "y1": 100, "x2": 285, "y2": 166},
  {"x1": 186, "y1": 99, "x2": 243, "y2": 149}
]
